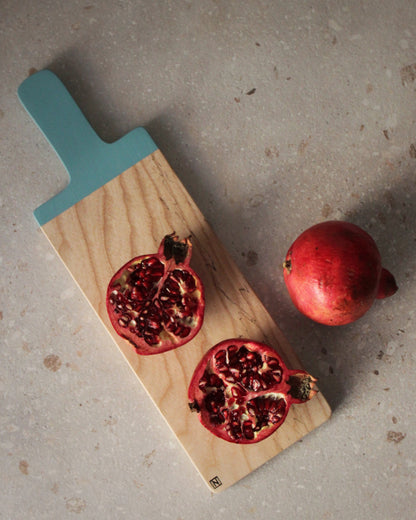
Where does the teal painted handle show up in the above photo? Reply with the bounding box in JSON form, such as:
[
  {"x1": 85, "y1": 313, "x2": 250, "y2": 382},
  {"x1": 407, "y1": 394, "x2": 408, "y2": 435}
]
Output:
[{"x1": 18, "y1": 70, "x2": 158, "y2": 225}]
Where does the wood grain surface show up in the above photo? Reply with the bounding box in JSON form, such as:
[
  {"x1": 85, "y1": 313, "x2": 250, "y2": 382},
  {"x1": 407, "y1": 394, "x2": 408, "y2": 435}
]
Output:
[{"x1": 41, "y1": 149, "x2": 331, "y2": 492}]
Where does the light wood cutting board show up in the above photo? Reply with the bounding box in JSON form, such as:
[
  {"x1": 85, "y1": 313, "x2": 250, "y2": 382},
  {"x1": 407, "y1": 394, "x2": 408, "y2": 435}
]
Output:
[{"x1": 18, "y1": 70, "x2": 331, "y2": 492}]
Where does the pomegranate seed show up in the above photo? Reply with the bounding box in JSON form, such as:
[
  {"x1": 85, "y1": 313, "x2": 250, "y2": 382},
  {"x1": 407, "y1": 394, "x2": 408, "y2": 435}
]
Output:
[
  {"x1": 209, "y1": 373, "x2": 223, "y2": 388},
  {"x1": 210, "y1": 413, "x2": 225, "y2": 425},
  {"x1": 251, "y1": 377, "x2": 261, "y2": 392},
  {"x1": 214, "y1": 350, "x2": 227, "y2": 370},
  {"x1": 243, "y1": 420, "x2": 254, "y2": 440},
  {"x1": 224, "y1": 372, "x2": 236, "y2": 383}
]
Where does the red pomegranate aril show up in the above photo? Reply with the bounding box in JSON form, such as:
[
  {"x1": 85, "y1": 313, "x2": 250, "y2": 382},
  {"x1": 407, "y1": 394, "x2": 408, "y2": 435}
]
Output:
[
  {"x1": 209, "y1": 373, "x2": 223, "y2": 388},
  {"x1": 242, "y1": 421, "x2": 254, "y2": 440},
  {"x1": 224, "y1": 372, "x2": 237, "y2": 384},
  {"x1": 188, "y1": 339, "x2": 317, "y2": 444},
  {"x1": 178, "y1": 325, "x2": 191, "y2": 338},
  {"x1": 205, "y1": 390, "x2": 225, "y2": 412},
  {"x1": 211, "y1": 413, "x2": 225, "y2": 425},
  {"x1": 106, "y1": 233, "x2": 205, "y2": 355},
  {"x1": 214, "y1": 350, "x2": 227, "y2": 371}
]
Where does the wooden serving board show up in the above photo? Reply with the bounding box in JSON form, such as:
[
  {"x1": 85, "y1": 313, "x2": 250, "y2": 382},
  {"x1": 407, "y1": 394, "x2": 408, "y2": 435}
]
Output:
[{"x1": 18, "y1": 70, "x2": 331, "y2": 492}]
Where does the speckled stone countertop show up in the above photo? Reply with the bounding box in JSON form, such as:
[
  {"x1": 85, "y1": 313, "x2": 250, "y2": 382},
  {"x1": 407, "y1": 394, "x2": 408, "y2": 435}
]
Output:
[{"x1": 1, "y1": 1, "x2": 415, "y2": 518}]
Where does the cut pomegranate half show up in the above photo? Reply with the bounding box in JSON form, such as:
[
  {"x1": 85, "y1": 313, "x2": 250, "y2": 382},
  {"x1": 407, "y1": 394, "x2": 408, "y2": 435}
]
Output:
[
  {"x1": 106, "y1": 233, "x2": 205, "y2": 355},
  {"x1": 188, "y1": 339, "x2": 317, "y2": 443}
]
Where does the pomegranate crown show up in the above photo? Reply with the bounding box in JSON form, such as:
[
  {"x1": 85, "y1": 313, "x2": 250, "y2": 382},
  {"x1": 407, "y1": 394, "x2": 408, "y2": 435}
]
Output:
[{"x1": 162, "y1": 232, "x2": 192, "y2": 264}]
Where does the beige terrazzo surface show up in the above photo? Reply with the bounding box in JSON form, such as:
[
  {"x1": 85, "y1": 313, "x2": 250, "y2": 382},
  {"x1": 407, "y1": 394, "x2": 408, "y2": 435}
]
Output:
[{"x1": 1, "y1": 1, "x2": 415, "y2": 518}]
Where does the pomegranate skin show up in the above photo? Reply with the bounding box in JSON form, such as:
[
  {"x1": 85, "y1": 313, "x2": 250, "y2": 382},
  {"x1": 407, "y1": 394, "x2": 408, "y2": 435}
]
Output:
[{"x1": 283, "y1": 221, "x2": 397, "y2": 326}]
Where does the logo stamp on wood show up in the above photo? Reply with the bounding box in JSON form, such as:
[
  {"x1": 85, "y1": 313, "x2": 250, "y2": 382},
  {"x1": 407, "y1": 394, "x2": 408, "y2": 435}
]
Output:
[{"x1": 209, "y1": 476, "x2": 222, "y2": 489}]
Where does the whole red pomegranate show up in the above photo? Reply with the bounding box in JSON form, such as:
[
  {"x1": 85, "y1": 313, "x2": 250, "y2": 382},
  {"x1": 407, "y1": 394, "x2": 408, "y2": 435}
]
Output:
[
  {"x1": 107, "y1": 233, "x2": 205, "y2": 354},
  {"x1": 188, "y1": 339, "x2": 317, "y2": 444},
  {"x1": 283, "y1": 221, "x2": 398, "y2": 325}
]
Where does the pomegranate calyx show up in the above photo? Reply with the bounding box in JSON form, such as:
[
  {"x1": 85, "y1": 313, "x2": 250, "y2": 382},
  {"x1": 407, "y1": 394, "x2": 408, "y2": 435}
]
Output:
[
  {"x1": 287, "y1": 373, "x2": 318, "y2": 403},
  {"x1": 376, "y1": 267, "x2": 398, "y2": 299},
  {"x1": 162, "y1": 232, "x2": 192, "y2": 264}
]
